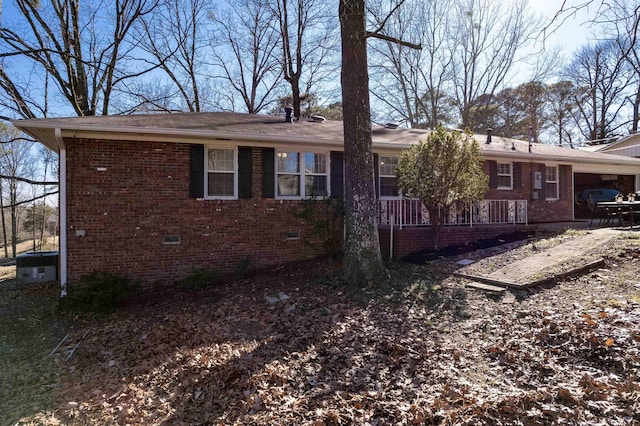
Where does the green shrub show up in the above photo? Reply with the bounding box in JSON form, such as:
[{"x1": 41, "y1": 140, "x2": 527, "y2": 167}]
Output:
[
  {"x1": 177, "y1": 268, "x2": 221, "y2": 290},
  {"x1": 59, "y1": 271, "x2": 140, "y2": 313},
  {"x1": 235, "y1": 256, "x2": 256, "y2": 278}
]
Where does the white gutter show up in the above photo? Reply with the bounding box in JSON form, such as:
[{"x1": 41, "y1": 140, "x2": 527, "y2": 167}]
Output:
[
  {"x1": 54, "y1": 128, "x2": 68, "y2": 296},
  {"x1": 571, "y1": 171, "x2": 575, "y2": 221},
  {"x1": 481, "y1": 150, "x2": 640, "y2": 166}
]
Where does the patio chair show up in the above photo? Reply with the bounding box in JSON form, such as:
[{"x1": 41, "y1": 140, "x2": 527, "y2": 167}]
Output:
[
  {"x1": 603, "y1": 205, "x2": 624, "y2": 227},
  {"x1": 587, "y1": 197, "x2": 604, "y2": 227}
]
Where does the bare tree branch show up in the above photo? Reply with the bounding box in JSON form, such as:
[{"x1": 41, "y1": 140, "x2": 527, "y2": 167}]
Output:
[
  {"x1": 4, "y1": 191, "x2": 59, "y2": 209},
  {"x1": 365, "y1": 31, "x2": 421, "y2": 49},
  {"x1": 0, "y1": 174, "x2": 58, "y2": 186}
]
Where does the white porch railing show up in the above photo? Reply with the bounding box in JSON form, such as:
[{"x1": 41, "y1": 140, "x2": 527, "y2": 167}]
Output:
[{"x1": 378, "y1": 199, "x2": 528, "y2": 228}]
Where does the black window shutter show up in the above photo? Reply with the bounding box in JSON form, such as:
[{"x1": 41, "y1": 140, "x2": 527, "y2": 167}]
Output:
[
  {"x1": 330, "y1": 151, "x2": 344, "y2": 199},
  {"x1": 488, "y1": 160, "x2": 498, "y2": 189},
  {"x1": 189, "y1": 144, "x2": 205, "y2": 198},
  {"x1": 238, "y1": 147, "x2": 252, "y2": 199},
  {"x1": 262, "y1": 148, "x2": 275, "y2": 198},
  {"x1": 559, "y1": 165, "x2": 570, "y2": 200},
  {"x1": 513, "y1": 162, "x2": 522, "y2": 189},
  {"x1": 373, "y1": 153, "x2": 380, "y2": 198}
]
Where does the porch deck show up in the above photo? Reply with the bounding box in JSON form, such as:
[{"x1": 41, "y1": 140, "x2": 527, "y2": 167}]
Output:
[
  {"x1": 378, "y1": 199, "x2": 599, "y2": 261},
  {"x1": 379, "y1": 199, "x2": 528, "y2": 229}
]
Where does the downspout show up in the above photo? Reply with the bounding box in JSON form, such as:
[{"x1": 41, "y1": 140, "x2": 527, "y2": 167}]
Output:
[
  {"x1": 571, "y1": 170, "x2": 576, "y2": 221},
  {"x1": 54, "y1": 129, "x2": 68, "y2": 296}
]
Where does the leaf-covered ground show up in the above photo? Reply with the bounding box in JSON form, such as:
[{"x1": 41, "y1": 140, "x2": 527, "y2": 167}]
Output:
[{"x1": 3, "y1": 230, "x2": 640, "y2": 425}]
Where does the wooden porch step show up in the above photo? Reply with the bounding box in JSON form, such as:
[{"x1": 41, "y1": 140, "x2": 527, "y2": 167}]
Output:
[
  {"x1": 465, "y1": 281, "x2": 507, "y2": 293},
  {"x1": 453, "y1": 272, "x2": 521, "y2": 288}
]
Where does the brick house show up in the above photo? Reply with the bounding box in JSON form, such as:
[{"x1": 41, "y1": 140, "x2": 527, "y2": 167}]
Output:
[{"x1": 13, "y1": 112, "x2": 640, "y2": 286}]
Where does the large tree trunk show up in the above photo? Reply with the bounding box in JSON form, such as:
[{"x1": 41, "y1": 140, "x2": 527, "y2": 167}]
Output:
[
  {"x1": 0, "y1": 179, "x2": 7, "y2": 258},
  {"x1": 291, "y1": 79, "x2": 302, "y2": 119},
  {"x1": 339, "y1": 0, "x2": 386, "y2": 287},
  {"x1": 10, "y1": 179, "x2": 17, "y2": 258}
]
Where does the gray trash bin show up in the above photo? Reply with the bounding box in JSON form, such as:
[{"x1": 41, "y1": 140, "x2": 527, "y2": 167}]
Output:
[{"x1": 16, "y1": 251, "x2": 59, "y2": 283}]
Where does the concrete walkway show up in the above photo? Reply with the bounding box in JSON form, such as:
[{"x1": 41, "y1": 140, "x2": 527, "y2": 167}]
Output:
[
  {"x1": 459, "y1": 227, "x2": 626, "y2": 290},
  {"x1": 485, "y1": 228, "x2": 618, "y2": 286}
]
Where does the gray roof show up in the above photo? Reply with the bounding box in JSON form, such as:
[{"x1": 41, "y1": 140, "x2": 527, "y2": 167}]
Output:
[
  {"x1": 12, "y1": 111, "x2": 640, "y2": 168},
  {"x1": 594, "y1": 133, "x2": 640, "y2": 158}
]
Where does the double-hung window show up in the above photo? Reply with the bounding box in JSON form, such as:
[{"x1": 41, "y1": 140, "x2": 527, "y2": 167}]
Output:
[
  {"x1": 276, "y1": 150, "x2": 328, "y2": 198},
  {"x1": 545, "y1": 165, "x2": 559, "y2": 200},
  {"x1": 207, "y1": 148, "x2": 236, "y2": 198},
  {"x1": 379, "y1": 156, "x2": 399, "y2": 197},
  {"x1": 497, "y1": 163, "x2": 513, "y2": 190}
]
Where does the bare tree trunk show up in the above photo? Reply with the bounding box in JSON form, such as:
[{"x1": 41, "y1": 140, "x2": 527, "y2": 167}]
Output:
[
  {"x1": 291, "y1": 79, "x2": 302, "y2": 119},
  {"x1": 39, "y1": 158, "x2": 50, "y2": 250},
  {"x1": 10, "y1": 178, "x2": 16, "y2": 257},
  {"x1": 0, "y1": 179, "x2": 7, "y2": 258},
  {"x1": 339, "y1": 0, "x2": 386, "y2": 287},
  {"x1": 430, "y1": 208, "x2": 444, "y2": 251},
  {"x1": 32, "y1": 198, "x2": 36, "y2": 251}
]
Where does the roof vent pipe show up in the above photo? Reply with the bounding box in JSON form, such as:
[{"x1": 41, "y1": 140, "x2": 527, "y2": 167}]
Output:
[
  {"x1": 284, "y1": 107, "x2": 293, "y2": 123},
  {"x1": 486, "y1": 128, "x2": 492, "y2": 144}
]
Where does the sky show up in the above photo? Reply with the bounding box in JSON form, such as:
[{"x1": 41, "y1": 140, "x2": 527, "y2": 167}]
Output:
[
  {"x1": 498, "y1": 0, "x2": 600, "y2": 85},
  {"x1": 0, "y1": 0, "x2": 599, "y2": 60},
  {"x1": 530, "y1": 0, "x2": 600, "y2": 54},
  {"x1": 0, "y1": 0, "x2": 606, "y2": 116}
]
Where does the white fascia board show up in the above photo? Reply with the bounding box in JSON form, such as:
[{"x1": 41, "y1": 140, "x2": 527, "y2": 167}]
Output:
[
  {"x1": 571, "y1": 162, "x2": 640, "y2": 174},
  {"x1": 484, "y1": 151, "x2": 640, "y2": 168}
]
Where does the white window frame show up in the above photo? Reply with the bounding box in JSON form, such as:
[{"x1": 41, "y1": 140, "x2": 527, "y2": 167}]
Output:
[
  {"x1": 205, "y1": 147, "x2": 237, "y2": 200},
  {"x1": 496, "y1": 162, "x2": 513, "y2": 190},
  {"x1": 275, "y1": 150, "x2": 329, "y2": 199},
  {"x1": 545, "y1": 165, "x2": 559, "y2": 200},
  {"x1": 378, "y1": 155, "x2": 401, "y2": 199}
]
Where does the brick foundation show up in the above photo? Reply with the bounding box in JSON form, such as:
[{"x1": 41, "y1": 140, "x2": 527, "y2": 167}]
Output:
[{"x1": 379, "y1": 224, "x2": 537, "y2": 259}]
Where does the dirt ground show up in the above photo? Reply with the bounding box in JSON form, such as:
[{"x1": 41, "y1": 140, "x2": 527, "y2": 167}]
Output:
[{"x1": 1, "y1": 229, "x2": 639, "y2": 425}]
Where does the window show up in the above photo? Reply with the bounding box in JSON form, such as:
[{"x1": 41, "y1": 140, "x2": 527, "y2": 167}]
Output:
[
  {"x1": 276, "y1": 151, "x2": 328, "y2": 198},
  {"x1": 207, "y1": 148, "x2": 236, "y2": 198},
  {"x1": 545, "y1": 166, "x2": 558, "y2": 200},
  {"x1": 497, "y1": 163, "x2": 513, "y2": 189},
  {"x1": 379, "y1": 156, "x2": 399, "y2": 197}
]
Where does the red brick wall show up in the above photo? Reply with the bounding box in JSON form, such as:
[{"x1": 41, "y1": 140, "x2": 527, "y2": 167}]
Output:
[
  {"x1": 63, "y1": 139, "x2": 577, "y2": 283},
  {"x1": 482, "y1": 161, "x2": 573, "y2": 223},
  {"x1": 65, "y1": 139, "x2": 326, "y2": 284}
]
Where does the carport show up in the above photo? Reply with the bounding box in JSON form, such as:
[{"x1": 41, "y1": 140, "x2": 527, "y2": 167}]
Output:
[{"x1": 573, "y1": 164, "x2": 640, "y2": 220}]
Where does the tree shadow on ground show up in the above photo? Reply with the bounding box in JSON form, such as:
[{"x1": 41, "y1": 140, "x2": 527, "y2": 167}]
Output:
[
  {"x1": 50, "y1": 259, "x2": 471, "y2": 425},
  {"x1": 0, "y1": 282, "x2": 70, "y2": 425}
]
